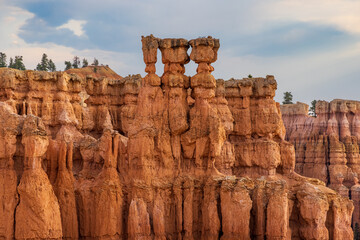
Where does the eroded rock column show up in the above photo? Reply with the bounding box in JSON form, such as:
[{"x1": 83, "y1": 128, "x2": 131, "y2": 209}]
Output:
[
  {"x1": 211, "y1": 79, "x2": 235, "y2": 175},
  {"x1": 351, "y1": 177, "x2": 360, "y2": 227},
  {"x1": 266, "y1": 180, "x2": 289, "y2": 240},
  {"x1": 128, "y1": 198, "x2": 151, "y2": 240},
  {"x1": 220, "y1": 179, "x2": 252, "y2": 240},
  {"x1": 201, "y1": 179, "x2": 220, "y2": 240},
  {"x1": 127, "y1": 35, "x2": 172, "y2": 182},
  {"x1": 53, "y1": 141, "x2": 79, "y2": 239},
  {"x1": 181, "y1": 37, "x2": 226, "y2": 173},
  {"x1": 0, "y1": 103, "x2": 20, "y2": 240},
  {"x1": 15, "y1": 115, "x2": 62, "y2": 240},
  {"x1": 329, "y1": 198, "x2": 353, "y2": 240},
  {"x1": 159, "y1": 38, "x2": 190, "y2": 170},
  {"x1": 297, "y1": 183, "x2": 329, "y2": 240},
  {"x1": 92, "y1": 131, "x2": 124, "y2": 239}
]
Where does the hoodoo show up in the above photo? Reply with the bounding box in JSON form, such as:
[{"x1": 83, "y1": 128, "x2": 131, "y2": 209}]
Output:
[
  {"x1": 281, "y1": 100, "x2": 360, "y2": 228},
  {"x1": 0, "y1": 36, "x2": 353, "y2": 239}
]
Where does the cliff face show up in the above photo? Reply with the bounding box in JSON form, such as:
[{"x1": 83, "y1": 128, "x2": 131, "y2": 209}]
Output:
[
  {"x1": 0, "y1": 36, "x2": 353, "y2": 240},
  {"x1": 281, "y1": 100, "x2": 360, "y2": 227}
]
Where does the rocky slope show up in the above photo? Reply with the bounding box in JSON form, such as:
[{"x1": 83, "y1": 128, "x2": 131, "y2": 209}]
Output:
[
  {"x1": 0, "y1": 36, "x2": 353, "y2": 240},
  {"x1": 65, "y1": 65, "x2": 122, "y2": 80},
  {"x1": 281, "y1": 100, "x2": 360, "y2": 228}
]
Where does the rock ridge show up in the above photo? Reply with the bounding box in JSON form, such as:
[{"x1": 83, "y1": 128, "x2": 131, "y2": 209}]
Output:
[
  {"x1": 0, "y1": 36, "x2": 353, "y2": 239},
  {"x1": 281, "y1": 100, "x2": 360, "y2": 228}
]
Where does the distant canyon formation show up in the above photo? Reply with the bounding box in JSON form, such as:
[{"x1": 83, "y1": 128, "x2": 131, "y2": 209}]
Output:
[
  {"x1": 0, "y1": 36, "x2": 353, "y2": 239},
  {"x1": 282, "y1": 100, "x2": 360, "y2": 229}
]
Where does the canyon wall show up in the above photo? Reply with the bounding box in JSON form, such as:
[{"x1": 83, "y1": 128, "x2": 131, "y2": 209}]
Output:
[
  {"x1": 0, "y1": 36, "x2": 353, "y2": 240},
  {"x1": 281, "y1": 100, "x2": 360, "y2": 227}
]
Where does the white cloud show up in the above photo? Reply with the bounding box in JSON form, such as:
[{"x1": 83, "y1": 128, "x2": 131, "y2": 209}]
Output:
[
  {"x1": 263, "y1": 0, "x2": 360, "y2": 34},
  {"x1": 56, "y1": 19, "x2": 87, "y2": 37},
  {"x1": 4, "y1": 39, "x2": 141, "y2": 75},
  {"x1": 214, "y1": 39, "x2": 360, "y2": 104},
  {"x1": 0, "y1": 3, "x2": 140, "y2": 74},
  {"x1": 0, "y1": 4, "x2": 34, "y2": 49}
]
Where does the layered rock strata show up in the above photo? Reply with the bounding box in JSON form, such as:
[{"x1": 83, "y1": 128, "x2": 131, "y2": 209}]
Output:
[
  {"x1": 281, "y1": 100, "x2": 360, "y2": 227},
  {"x1": 0, "y1": 103, "x2": 19, "y2": 240},
  {"x1": 0, "y1": 37, "x2": 354, "y2": 239}
]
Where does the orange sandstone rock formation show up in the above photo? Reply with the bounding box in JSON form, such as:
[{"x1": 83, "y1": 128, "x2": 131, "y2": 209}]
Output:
[
  {"x1": 52, "y1": 140, "x2": 79, "y2": 239},
  {"x1": 65, "y1": 65, "x2": 122, "y2": 80},
  {"x1": 281, "y1": 100, "x2": 360, "y2": 227},
  {"x1": 15, "y1": 115, "x2": 62, "y2": 239},
  {"x1": 0, "y1": 36, "x2": 354, "y2": 240},
  {"x1": 0, "y1": 102, "x2": 19, "y2": 240}
]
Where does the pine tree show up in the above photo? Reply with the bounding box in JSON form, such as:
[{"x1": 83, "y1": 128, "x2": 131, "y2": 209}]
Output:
[
  {"x1": 48, "y1": 59, "x2": 56, "y2": 72},
  {"x1": 72, "y1": 56, "x2": 80, "y2": 69},
  {"x1": 64, "y1": 61, "x2": 72, "y2": 70},
  {"x1": 36, "y1": 53, "x2": 49, "y2": 71},
  {"x1": 14, "y1": 56, "x2": 26, "y2": 70},
  {"x1": 248, "y1": 74, "x2": 253, "y2": 78},
  {"x1": 309, "y1": 100, "x2": 317, "y2": 117},
  {"x1": 35, "y1": 53, "x2": 57, "y2": 72},
  {"x1": 8, "y1": 57, "x2": 14, "y2": 68},
  {"x1": 9, "y1": 56, "x2": 25, "y2": 70},
  {"x1": 41, "y1": 54, "x2": 49, "y2": 69},
  {"x1": 82, "y1": 58, "x2": 88, "y2": 67},
  {"x1": 282, "y1": 92, "x2": 293, "y2": 104},
  {"x1": 0, "y1": 52, "x2": 6, "y2": 67},
  {"x1": 93, "y1": 58, "x2": 99, "y2": 66}
]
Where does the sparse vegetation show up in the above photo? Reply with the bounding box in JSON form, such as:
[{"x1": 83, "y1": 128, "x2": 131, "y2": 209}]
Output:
[
  {"x1": 48, "y1": 59, "x2": 56, "y2": 72},
  {"x1": 36, "y1": 53, "x2": 56, "y2": 72},
  {"x1": 82, "y1": 58, "x2": 88, "y2": 68},
  {"x1": 282, "y1": 91, "x2": 293, "y2": 104},
  {"x1": 93, "y1": 58, "x2": 99, "y2": 66},
  {"x1": 0, "y1": 52, "x2": 7, "y2": 67},
  {"x1": 0, "y1": 54, "x2": 105, "y2": 72},
  {"x1": 309, "y1": 100, "x2": 317, "y2": 117},
  {"x1": 64, "y1": 61, "x2": 72, "y2": 70},
  {"x1": 64, "y1": 56, "x2": 101, "y2": 70},
  {"x1": 72, "y1": 56, "x2": 80, "y2": 69},
  {"x1": 8, "y1": 56, "x2": 25, "y2": 70}
]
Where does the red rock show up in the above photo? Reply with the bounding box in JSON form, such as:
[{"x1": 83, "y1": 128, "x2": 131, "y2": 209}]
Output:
[
  {"x1": 76, "y1": 131, "x2": 123, "y2": 239},
  {"x1": 281, "y1": 100, "x2": 360, "y2": 227},
  {"x1": 0, "y1": 37, "x2": 354, "y2": 240},
  {"x1": 297, "y1": 183, "x2": 329, "y2": 240},
  {"x1": 92, "y1": 131, "x2": 123, "y2": 238},
  {"x1": 351, "y1": 177, "x2": 360, "y2": 227},
  {"x1": 0, "y1": 103, "x2": 20, "y2": 240},
  {"x1": 53, "y1": 141, "x2": 79, "y2": 239},
  {"x1": 266, "y1": 181, "x2": 289, "y2": 240},
  {"x1": 202, "y1": 179, "x2": 221, "y2": 240},
  {"x1": 220, "y1": 179, "x2": 252, "y2": 240},
  {"x1": 15, "y1": 115, "x2": 62, "y2": 239},
  {"x1": 128, "y1": 198, "x2": 151, "y2": 240}
]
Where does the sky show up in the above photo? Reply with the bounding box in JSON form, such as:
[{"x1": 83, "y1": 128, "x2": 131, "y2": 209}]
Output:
[{"x1": 1, "y1": 0, "x2": 360, "y2": 104}]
